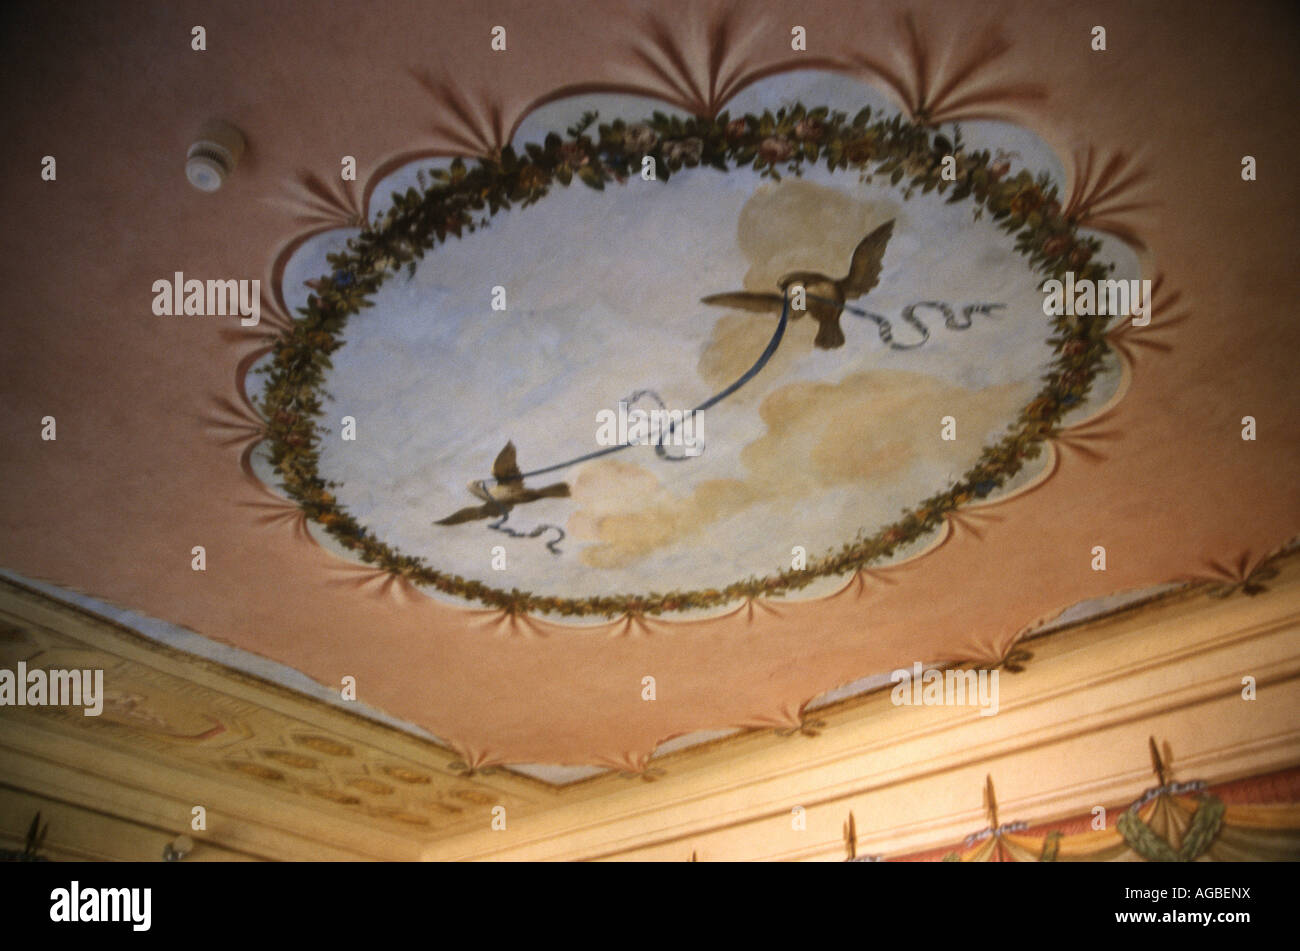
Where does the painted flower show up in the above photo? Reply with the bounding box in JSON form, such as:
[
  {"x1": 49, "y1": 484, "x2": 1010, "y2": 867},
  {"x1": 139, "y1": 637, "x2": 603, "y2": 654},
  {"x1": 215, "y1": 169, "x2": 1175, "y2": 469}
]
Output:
[
  {"x1": 758, "y1": 136, "x2": 794, "y2": 163},
  {"x1": 1042, "y1": 234, "x2": 1071, "y2": 259},
  {"x1": 1068, "y1": 245, "x2": 1093, "y2": 268},
  {"x1": 1025, "y1": 397, "x2": 1058, "y2": 420},
  {"x1": 1010, "y1": 185, "x2": 1043, "y2": 217},
  {"x1": 559, "y1": 141, "x2": 590, "y2": 168},
  {"x1": 623, "y1": 123, "x2": 659, "y2": 154},
  {"x1": 794, "y1": 117, "x2": 824, "y2": 141},
  {"x1": 516, "y1": 165, "x2": 548, "y2": 191},
  {"x1": 989, "y1": 159, "x2": 1011, "y2": 181},
  {"x1": 664, "y1": 137, "x2": 703, "y2": 165},
  {"x1": 725, "y1": 118, "x2": 748, "y2": 139}
]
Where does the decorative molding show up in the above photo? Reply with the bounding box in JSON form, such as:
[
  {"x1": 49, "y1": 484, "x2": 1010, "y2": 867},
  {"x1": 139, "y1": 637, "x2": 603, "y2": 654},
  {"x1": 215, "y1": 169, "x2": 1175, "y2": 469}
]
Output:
[
  {"x1": 419, "y1": 557, "x2": 1300, "y2": 860},
  {"x1": 0, "y1": 575, "x2": 548, "y2": 861}
]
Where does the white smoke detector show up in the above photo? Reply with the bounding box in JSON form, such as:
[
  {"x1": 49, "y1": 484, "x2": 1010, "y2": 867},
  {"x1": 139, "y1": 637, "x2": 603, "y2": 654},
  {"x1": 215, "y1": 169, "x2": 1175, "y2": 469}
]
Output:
[
  {"x1": 162, "y1": 834, "x2": 194, "y2": 861},
  {"x1": 186, "y1": 120, "x2": 245, "y2": 192}
]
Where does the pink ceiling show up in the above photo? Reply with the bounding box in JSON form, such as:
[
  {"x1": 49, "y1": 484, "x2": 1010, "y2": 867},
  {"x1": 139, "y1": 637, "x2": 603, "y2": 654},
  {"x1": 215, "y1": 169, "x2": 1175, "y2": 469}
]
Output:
[{"x1": 0, "y1": 0, "x2": 1297, "y2": 769}]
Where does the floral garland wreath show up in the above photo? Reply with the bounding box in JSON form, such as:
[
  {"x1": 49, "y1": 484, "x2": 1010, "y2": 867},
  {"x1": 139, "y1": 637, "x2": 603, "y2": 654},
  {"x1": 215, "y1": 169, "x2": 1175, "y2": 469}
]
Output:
[{"x1": 256, "y1": 103, "x2": 1116, "y2": 618}]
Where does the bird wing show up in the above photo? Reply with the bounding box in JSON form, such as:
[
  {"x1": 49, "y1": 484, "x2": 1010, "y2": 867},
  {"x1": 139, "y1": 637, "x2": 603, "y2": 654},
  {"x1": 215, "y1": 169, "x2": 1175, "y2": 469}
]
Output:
[
  {"x1": 434, "y1": 503, "x2": 497, "y2": 526},
  {"x1": 700, "y1": 292, "x2": 785, "y2": 314},
  {"x1": 492, "y1": 441, "x2": 523, "y2": 483},
  {"x1": 519, "y1": 482, "x2": 570, "y2": 503},
  {"x1": 840, "y1": 219, "x2": 895, "y2": 299}
]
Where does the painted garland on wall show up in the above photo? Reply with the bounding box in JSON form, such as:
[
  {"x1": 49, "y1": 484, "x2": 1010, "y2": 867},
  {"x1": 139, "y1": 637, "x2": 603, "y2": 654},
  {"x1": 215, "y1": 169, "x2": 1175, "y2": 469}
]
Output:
[{"x1": 255, "y1": 103, "x2": 1118, "y2": 618}]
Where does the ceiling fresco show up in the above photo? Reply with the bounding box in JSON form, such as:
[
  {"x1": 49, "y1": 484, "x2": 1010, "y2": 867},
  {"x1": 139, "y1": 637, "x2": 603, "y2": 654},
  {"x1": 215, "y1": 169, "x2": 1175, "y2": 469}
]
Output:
[
  {"x1": 249, "y1": 73, "x2": 1134, "y2": 615},
  {"x1": 0, "y1": 1, "x2": 1297, "y2": 772}
]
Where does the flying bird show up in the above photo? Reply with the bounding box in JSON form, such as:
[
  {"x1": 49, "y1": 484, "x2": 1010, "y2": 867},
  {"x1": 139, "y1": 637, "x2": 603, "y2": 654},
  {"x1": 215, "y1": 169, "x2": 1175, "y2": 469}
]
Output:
[
  {"x1": 700, "y1": 219, "x2": 895, "y2": 349},
  {"x1": 434, "y1": 441, "x2": 570, "y2": 525}
]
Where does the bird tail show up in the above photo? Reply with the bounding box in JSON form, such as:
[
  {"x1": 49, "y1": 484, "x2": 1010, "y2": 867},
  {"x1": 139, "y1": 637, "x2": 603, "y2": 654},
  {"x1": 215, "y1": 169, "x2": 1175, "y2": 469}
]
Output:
[
  {"x1": 534, "y1": 482, "x2": 571, "y2": 499},
  {"x1": 814, "y1": 319, "x2": 846, "y2": 349}
]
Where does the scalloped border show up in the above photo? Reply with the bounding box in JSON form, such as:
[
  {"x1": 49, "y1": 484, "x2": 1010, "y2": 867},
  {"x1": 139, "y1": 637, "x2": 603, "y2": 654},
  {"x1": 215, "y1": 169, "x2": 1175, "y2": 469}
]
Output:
[{"x1": 251, "y1": 103, "x2": 1121, "y2": 618}]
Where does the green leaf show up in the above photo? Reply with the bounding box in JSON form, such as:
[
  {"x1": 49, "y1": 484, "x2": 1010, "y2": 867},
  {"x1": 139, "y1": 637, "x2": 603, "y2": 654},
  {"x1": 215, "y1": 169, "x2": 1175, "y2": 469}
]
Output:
[
  {"x1": 1117, "y1": 810, "x2": 1180, "y2": 862},
  {"x1": 1179, "y1": 796, "x2": 1225, "y2": 861}
]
